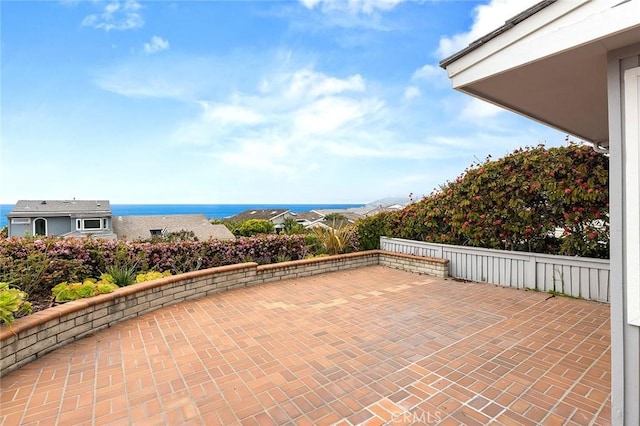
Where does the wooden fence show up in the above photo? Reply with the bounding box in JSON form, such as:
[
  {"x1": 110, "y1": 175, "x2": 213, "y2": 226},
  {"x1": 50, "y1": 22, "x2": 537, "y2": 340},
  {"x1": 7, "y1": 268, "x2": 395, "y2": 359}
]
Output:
[{"x1": 380, "y1": 237, "x2": 610, "y2": 302}]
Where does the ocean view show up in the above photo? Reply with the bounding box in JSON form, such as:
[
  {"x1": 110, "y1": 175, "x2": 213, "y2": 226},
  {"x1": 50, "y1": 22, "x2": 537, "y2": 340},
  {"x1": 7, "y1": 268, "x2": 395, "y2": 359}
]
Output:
[{"x1": 0, "y1": 203, "x2": 364, "y2": 230}]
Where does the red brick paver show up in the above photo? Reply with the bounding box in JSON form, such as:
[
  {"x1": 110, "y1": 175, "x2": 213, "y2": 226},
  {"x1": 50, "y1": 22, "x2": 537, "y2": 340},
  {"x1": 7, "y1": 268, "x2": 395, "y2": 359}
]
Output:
[{"x1": 0, "y1": 266, "x2": 611, "y2": 425}]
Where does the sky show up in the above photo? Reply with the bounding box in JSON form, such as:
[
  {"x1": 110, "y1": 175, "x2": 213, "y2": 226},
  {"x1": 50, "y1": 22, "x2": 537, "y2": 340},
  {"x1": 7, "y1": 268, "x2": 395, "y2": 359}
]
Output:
[{"x1": 0, "y1": 0, "x2": 566, "y2": 204}]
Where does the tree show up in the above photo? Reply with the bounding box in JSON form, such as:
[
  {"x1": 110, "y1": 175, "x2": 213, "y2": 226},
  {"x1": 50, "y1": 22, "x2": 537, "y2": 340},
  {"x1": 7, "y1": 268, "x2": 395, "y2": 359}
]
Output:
[
  {"x1": 238, "y1": 219, "x2": 275, "y2": 237},
  {"x1": 283, "y1": 218, "x2": 305, "y2": 235}
]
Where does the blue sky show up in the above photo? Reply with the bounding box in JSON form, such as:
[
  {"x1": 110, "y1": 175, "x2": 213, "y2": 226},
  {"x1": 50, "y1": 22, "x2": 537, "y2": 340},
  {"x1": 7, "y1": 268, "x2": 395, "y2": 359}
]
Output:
[{"x1": 1, "y1": 0, "x2": 564, "y2": 204}]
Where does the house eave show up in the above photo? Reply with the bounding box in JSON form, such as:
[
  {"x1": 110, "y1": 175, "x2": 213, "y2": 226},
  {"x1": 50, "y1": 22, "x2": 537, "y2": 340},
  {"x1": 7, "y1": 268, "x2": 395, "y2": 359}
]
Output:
[
  {"x1": 439, "y1": 0, "x2": 557, "y2": 69},
  {"x1": 440, "y1": 0, "x2": 640, "y2": 144},
  {"x1": 7, "y1": 211, "x2": 112, "y2": 218}
]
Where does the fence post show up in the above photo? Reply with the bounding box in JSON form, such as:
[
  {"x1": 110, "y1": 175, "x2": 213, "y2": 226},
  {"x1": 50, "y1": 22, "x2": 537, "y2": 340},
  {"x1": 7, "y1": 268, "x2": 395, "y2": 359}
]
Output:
[{"x1": 525, "y1": 256, "x2": 537, "y2": 290}]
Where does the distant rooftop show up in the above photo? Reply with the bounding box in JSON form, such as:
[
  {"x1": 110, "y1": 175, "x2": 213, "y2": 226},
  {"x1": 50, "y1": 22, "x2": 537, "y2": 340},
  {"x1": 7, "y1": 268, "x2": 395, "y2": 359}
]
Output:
[
  {"x1": 7, "y1": 200, "x2": 111, "y2": 217},
  {"x1": 229, "y1": 209, "x2": 289, "y2": 222},
  {"x1": 113, "y1": 214, "x2": 235, "y2": 241}
]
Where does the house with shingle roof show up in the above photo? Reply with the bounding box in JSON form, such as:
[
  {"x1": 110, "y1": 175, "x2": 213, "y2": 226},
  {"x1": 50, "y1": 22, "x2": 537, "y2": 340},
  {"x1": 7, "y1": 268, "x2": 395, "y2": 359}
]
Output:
[
  {"x1": 287, "y1": 211, "x2": 324, "y2": 228},
  {"x1": 112, "y1": 214, "x2": 235, "y2": 241},
  {"x1": 228, "y1": 208, "x2": 290, "y2": 231},
  {"x1": 6, "y1": 200, "x2": 116, "y2": 239}
]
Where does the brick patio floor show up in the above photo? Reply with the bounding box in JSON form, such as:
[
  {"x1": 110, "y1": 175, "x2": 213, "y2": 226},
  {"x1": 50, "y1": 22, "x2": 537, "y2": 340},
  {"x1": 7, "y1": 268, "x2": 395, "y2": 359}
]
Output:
[{"x1": 0, "y1": 266, "x2": 611, "y2": 425}]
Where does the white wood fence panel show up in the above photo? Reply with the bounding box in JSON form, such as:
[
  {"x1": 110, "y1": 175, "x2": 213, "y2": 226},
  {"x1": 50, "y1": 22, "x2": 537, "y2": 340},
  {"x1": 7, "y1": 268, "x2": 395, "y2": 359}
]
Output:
[{"x1": 380, "y1": 237, "x2": 610, "y2": 302}]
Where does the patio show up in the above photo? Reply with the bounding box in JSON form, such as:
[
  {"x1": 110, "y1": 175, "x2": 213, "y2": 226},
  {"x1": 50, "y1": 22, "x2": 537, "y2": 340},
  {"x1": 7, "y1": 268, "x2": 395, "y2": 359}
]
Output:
[{"x1": 0, "y1": 265, "x2": 611, "y2": 425}]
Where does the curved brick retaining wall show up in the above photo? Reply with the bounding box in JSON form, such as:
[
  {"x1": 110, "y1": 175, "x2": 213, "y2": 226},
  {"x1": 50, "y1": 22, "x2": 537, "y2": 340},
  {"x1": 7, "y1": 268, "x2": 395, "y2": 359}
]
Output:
[{"x1": 0, "y1": 250, "x2": 448, "y2": 377}]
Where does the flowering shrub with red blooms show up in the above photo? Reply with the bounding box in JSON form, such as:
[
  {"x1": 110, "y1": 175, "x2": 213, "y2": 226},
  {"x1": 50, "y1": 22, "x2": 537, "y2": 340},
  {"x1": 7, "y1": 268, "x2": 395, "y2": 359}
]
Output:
[
  {"x1": 0, "y1": 234, "x2": 308, "y2": 296},
  {"x1": 376, "y1": 143, "x2": 609, "y2": 258}
]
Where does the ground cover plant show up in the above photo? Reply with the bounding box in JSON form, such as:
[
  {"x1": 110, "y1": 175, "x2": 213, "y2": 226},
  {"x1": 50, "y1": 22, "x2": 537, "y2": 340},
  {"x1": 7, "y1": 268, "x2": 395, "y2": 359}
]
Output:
[
  {"x1": 51, "y1": 277, "x2": 119, "y2": 303},
  {"x1": 0, "y1": 282, "x2": 32, "y2": 327}
]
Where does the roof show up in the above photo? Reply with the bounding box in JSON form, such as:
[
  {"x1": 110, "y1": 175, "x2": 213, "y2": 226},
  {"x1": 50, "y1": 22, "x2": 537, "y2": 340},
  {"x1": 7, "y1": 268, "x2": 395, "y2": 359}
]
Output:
[
  {"x1": 289, "y1": 211, "x2": 324, "y2": 222},
  {"x1": 439, "y1": 1, "x2": 556, "y2": 68},
  {"x1": 7, "y1": 200, "x2": 111, "y2": 217},
  {"x1": 112, "y1": 214, "x2": 236, "y2": 241},
  {"x1": 229, "y1": 209, "x2": 289, "y2": 222},
  {"x1": 439, "y1": 0, "x2": 640, "y2": 144},
  {"x1": 314, "y1": 207, "x2": 376, "y2": 218}
]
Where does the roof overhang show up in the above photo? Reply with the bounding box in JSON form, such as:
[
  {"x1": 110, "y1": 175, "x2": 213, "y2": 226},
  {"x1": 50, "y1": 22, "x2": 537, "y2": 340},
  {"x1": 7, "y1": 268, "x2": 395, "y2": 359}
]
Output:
[{"x1": 440, "y1": 0, "x2": 640, "y2": 145}]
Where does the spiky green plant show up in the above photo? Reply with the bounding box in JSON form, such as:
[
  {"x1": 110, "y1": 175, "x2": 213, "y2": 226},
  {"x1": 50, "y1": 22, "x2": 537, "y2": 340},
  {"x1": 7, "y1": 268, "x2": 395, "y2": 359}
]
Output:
[
  {"x1": 104, "y1": 263, "x2": 138, "y2": 287},
  {"x1": 309, "y1": 221, "x2": 354, "y2": 255}
]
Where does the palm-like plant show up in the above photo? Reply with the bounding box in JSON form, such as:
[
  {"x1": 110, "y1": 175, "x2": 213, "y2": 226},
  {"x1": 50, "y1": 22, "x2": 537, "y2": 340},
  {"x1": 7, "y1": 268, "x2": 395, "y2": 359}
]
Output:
[{"x1": 310, "y1": 220, "x2": 354, "y2": 255}]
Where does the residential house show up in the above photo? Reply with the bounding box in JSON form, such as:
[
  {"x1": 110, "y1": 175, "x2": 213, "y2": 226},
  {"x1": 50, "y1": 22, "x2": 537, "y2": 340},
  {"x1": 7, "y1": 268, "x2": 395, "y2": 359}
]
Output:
[
  {"x1": 6, "y1": 200, "x2": 116, "y2": 239},
  {"x1": 112, "y1": 214, "x2": 235, "y2": 241},
  {"x1": 228, "y1": 209, "x2": 290, "y2": 231},
  {"x1": 439, "y1": 0, "x2": 640, "y2": 422},
  {"x1": 287, "y1": 211, "x2": 325, "y2": 228}
]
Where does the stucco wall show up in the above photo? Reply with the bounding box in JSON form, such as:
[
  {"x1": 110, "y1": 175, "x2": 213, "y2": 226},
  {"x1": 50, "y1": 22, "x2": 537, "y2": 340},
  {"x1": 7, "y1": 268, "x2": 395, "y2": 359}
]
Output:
[
  {"x1": 8, "y1": 222, "x2": 29, "y2": 238},
  {"x1": 46, "y1": 217, "x2": 73, "y2": 236}
]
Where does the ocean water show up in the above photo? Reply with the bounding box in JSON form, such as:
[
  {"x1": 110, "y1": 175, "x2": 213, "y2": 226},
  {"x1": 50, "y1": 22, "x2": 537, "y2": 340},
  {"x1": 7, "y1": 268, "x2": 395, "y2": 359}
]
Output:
[{"x1": 0, "y1": 203, "x2": 364, "y2": 230}]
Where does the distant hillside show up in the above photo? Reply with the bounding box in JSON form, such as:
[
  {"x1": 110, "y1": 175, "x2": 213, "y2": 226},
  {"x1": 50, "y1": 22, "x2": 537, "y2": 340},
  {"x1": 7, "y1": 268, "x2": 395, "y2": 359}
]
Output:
[{"x1": 365, "y1": 197, "x2": 411, "y2": 207}]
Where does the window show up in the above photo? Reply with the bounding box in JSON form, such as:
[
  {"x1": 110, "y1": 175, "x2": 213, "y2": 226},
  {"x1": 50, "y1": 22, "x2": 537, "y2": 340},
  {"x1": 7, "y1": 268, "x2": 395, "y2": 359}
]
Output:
[
  {"x1": 83, "y1": 219, "x2": 101, "y2": 229},
  {"x1": 11, "y1": 218, "x2": 30, "y2": 224},
  {"x1": 77, "y1": 218, "x2": 105, "y2": 231},
  {"x1": 149, "y1": 229, "x2": 163, "y2": 236}
]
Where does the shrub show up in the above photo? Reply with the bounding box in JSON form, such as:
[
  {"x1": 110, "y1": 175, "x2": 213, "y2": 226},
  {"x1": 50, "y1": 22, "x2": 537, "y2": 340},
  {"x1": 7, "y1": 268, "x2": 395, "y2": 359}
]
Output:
[
  {"x1": 389, "y1": 143, "x2": 609, "y2": 258},
  {"x1": 238, "y1": 219, "x2": 274, "y2": 236},
  {"x1": 0, "y1": 234, "x2": 310, "y2": 298},
  {"x1": 0, "y1": 282, "x2": 32, "y2": 328},
  {"x1": 0, "y1": 238, "x2": 92, "y2": 296},
  {"x1": 355, "y1": 211, "x2": 399, "y2": 250},
  {"x1": 51, "y1": 278, "x2": 118, "y2": 303}
]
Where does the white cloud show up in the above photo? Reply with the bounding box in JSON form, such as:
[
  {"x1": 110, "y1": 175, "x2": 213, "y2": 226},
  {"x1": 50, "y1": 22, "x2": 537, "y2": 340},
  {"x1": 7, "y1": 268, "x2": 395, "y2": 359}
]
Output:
[
  {"x1": 293, "y1": 96, "x2": 382, "y2": 135},
  {"x1": 200, "y1": 103, "x2": 266, "y2": 125},
  {"x1": 169, "y1": 65, "x2": 450, "y2": 176},
  {"x1": 144, "y1": 36, "x2": 169, "y2": 54},
  {"x1": 460, "y1": 98, "x2": 504, "y2": 120},
  {"x1": 283, "y1": 69, "x2": 365, "y2": 101},
  {"x1": 403, "y1": 86, "x2": 420, "y2": 100},
  {"x1": 412, "y1": 64, "x2": 442, "y2": 81},
  {"x1": 411, "y1": 64, "x2": 449, "y2": 89},
  {"x1": 300, "y1": 0, "x2": 404, "y2": 15},
  {"x1": 95, "y1": 69, "x2": 191, "y2": 99},
  {"x1": 292, "y1": 0, "x2": 405, "y2": 31},
  {"x1": 437, "y1": 0, "x2": 540, "y2": 58},
  {"x1": 82, "y1": 0, "x2": 144, "y2": 31},
  {"x1": 300, "y1": 0, "x2": 322, "y2": 9}
]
